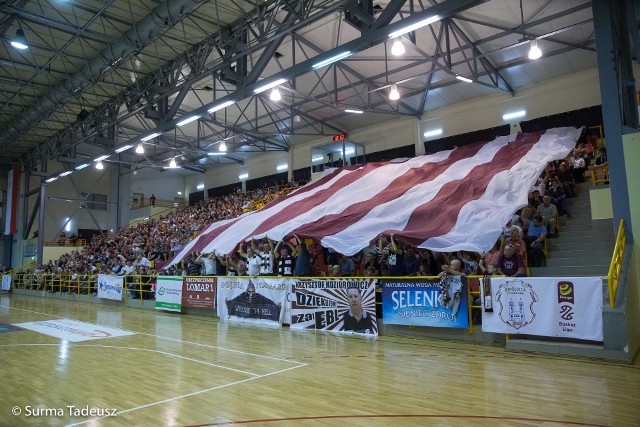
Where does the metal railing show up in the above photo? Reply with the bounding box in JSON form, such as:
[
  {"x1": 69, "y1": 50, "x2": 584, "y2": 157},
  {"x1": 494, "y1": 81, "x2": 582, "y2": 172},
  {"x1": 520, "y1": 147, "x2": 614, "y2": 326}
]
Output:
[
  {"x1": 43, "y1": 239, "x2": 87, "y2": 247},
  {"x1": 11, "y1": 272, "x2": 156, "y2": 303},
  {"x1": 591, "y1": 164, "x2": 609, "y2": 186},
  {"x1": 607, "y1": 219, "x2": 626, "y2": 308}
]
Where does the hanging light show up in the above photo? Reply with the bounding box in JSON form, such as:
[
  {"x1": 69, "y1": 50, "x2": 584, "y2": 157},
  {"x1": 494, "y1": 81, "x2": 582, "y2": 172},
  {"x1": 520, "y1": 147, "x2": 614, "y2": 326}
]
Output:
[
  {"x1": 389, "y1": 84, "x2": 400, "y2": 100},
  {"x1": 269, "y1": 87, "x2": 281, "y2": 101},
  {"x1": 391, "y1": 39, "x2": 405, "y2": 56},
  {"x1": 528, "y1": 39, "x2": 542, "y2": 60},
  {"x1": 169, "y1": 157, "x2": 177, "y2": 168},
  {"x1": 219, "y1": 141, "x2": 227, "y2": 152},
  {"x1": 136, "y1": 143, "x2": 144, "y2": 154},
  {"x1": 95, "y1": 161, "x2": 104, "y2": 170},
  {"x1": 10, "y1": 29, "x2": 28, "y2": 50}
]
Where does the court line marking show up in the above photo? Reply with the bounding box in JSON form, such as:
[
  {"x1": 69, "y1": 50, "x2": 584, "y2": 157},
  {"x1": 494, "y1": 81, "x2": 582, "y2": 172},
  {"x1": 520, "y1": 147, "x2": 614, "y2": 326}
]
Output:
[
  {"x1": 65, "y1": 364, "x2": 306, "y2": 427},
  {"x1": 0, "y1": 343, "x2": 260, "y2": 376},
  {"x1": 1, "y1": 304, "x2": 304, "y2": 365},
  {"x1": 138, "y1": 332, "x2": 306, "y2": 366},
  {"x1": 182, "y1": 414, "x2": 610, "y2": 427}
]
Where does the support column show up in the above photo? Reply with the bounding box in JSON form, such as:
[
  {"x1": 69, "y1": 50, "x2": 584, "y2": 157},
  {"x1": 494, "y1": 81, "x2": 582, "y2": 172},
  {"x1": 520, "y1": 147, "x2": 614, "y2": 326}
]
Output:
[
  {"x1": 592, "y1": 0, "x2": 638, "y2": 239},
  {"x1": 37, "y1": 181, "x2": 45, "y2": 266}
]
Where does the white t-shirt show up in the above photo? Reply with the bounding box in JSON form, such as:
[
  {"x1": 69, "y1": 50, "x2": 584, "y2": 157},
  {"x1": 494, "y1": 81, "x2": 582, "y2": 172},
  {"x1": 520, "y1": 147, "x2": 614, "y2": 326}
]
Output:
[
  {"x1": 247, "y1": 255, "x2": 261, "y2": 277},
  {"x1": 201, "y1": 257, "x2": 216, "y2": 275}
]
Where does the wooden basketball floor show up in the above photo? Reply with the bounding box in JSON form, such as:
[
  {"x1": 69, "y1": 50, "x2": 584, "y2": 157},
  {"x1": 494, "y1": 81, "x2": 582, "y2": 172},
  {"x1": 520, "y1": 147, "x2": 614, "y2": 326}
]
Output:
[{"x1": 1, "y1": 294, "x2": 639, "y2": 427}]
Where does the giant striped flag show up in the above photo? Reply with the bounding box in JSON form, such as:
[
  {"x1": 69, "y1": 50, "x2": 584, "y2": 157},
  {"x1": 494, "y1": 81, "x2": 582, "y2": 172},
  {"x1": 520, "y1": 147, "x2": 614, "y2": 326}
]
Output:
[{"x1": 170, "y1": 127, "x2": 581, "y2": 264}]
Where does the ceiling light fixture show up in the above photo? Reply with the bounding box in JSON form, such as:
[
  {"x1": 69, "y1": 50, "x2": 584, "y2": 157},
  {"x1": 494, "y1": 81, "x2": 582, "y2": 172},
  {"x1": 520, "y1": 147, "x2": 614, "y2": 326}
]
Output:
[
  {"x1": 388, "y1": 15, "x2": 440, "y2": 39},
  {"x1": 389, "y1": 84, "x2": 400, "y2": 101},
  {"x1": 208, "y1": 100, "x2": 236, "y2": 114},
  {"x1": 75, "y1": 163, "x2": 90, "y2": 170},
  {"x1": 176, "y1": 115, "x2": 200, "y2": 127},
  {"x1": 141, "y1": 132, "x2": 161, "y2": 142},
  {"x1": 345, "y1": 109, "x2": 364, "y2": 114},
  {"x1": 254, "y1": 78, "x2": 288, "y2": 94},
  {"x1": 219, "y1": 141, "x2": 227, "y2": 152},
  {"x1": 391, "y1": 39, "x2": 405, "y2": 56},
  {"x1": 95, "y1": 161, "x2": 104, "y2": 170},
  {"x1": 94, "y1": 155, "x2": 110, "y2": 162},
  {"x1": 276, "y1": 164, "x2": 288, "y2": 171},
  {"x1": 311, "y1": 51, "x2": 352, "y2": 70},
  {"x1": 455, "y1": 75, "x2": 473, "y2": 83},
  {"x1": 169, "y1": 158, "x2": 177, "y2": 168},
  {"x1": 239, "y1": 173, "x2": 249, "y2": 180},
  {"x1": 424, "y1": 128, "x2": 443, "y2": 138},
  {"x1": 528, "y1": 39, "x2": 542, "y2": 60},
  {"x1": 45, "y1": 177, "x2": 58, "y2": 183},
  {"x1": 115, "y1": 144, "x2": 133, "y2": 153},
  {"x1": 10, "y1": 29, "x2": 28, "y2": 50},
  {"x1": 503, "y1": 110, "x2": 527, "y2": 121},
  {"x1": 269, "y1": 87, "x2": 282, "y2": 101},
  {"x1": 59, "y1": 171, "x2": 72, "y2": 177},
  {"x1": 135, "y1": 143, "x2": 144, "y2": 154}
]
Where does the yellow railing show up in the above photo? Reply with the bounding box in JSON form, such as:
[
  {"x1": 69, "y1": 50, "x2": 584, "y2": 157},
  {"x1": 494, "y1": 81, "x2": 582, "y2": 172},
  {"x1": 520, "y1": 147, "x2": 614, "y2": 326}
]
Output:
[
  {"x1": 11, "y1": 272, "x2": 157, "y2": 304},
  {"x1": 43, "y1": 239, "x2": 87, "y2": 247},
  {"x1": 591, "y1": 164, "x2": 609, "y2": 186},
  {"x1": 131, "y1": 199, "x2": 186, "y2": 209},
  {"x1": 124, "y1": 275, "x2": 156, "y2": 303},
  {"x1": 13, "y1": 273, "x2": 98, "y2": 298},
  {"x1": 467, "y1": 276, "x2": 482, "y2": 333},
  {"x1": 607, "y1": 219, "x2": 626, "y2": 308}
]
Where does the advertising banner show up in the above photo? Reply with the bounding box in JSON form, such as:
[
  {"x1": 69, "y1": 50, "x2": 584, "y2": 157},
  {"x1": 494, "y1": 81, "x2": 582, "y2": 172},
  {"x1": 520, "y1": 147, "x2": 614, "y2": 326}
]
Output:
[
  {"x1": 97, "y1": 274, "x2": 124, "y2": 301},
  {"x1": 217, "y1": 277, "x2": 290, "y2": 326},
  {"x1": 381, "y1": 277, "x2": 469, "y2": 328},
  {"x1": 182, "y1": 276, "x2": 216, "y2": 310},
  {"x1": 1, "y1": 274, "x2": 11, "y2": 291},
  {"x1": 155, "y1": 276, "x2": 183, "y2": 312},
  {"x1": 481, "y1": 277, "x2": 603, "y2": 341},
  {"x1": 290, "y1": 278, "x2": 377, "y2": 335}
]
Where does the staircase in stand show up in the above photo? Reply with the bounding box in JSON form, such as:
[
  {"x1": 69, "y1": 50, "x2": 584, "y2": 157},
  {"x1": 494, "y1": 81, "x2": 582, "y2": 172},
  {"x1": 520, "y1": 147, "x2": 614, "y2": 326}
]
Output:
[{"x1": 529, "y1": 182, "x2": 614, "y2": 278}]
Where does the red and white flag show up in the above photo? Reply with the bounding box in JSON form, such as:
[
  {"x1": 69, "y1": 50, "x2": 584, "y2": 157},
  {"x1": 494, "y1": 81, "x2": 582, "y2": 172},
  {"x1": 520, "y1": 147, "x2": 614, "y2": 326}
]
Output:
[
  {"x1": 4, "y1": 166, "x2": 20, "y2": 236},
  {"x1": 170, "y1": 127, "x2": 581, "y2": 264}
]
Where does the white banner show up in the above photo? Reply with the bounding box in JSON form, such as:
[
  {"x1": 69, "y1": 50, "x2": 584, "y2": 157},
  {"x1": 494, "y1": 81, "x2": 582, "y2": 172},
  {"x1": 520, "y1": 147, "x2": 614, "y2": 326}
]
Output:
[
  {"x1": 1, "y1": 275, "x2": 11, "y2": 291},
  {"x1": 155, "y1": 276, "x2": 183, "y2": 312},
  {"x1": 481, "y1": 277, "x2": 603, "y2": 341},
  {"x1": 217, "y1": 277, "x2": 291, "y2": 327},
  {"x1": 14, "y1": 319, "x2": 135, "y2": 342},
  {"x1": 290, "y1": 278, "x2": 378, "y2": 335},
  {"x1": 97, "y1": 274, "x2": 124, "y2": 301}
]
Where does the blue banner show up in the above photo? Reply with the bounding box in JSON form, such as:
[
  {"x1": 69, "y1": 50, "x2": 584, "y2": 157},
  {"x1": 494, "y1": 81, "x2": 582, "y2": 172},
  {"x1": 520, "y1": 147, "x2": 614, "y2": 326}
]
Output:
[{"x1": 381, "y1": 277, "x2": 469, "y2": 328}]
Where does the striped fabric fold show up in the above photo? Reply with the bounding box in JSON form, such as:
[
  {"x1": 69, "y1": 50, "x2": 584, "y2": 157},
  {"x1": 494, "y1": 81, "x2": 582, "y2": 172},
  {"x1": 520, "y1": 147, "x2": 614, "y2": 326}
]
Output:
[{"x1": 170, "y1": 127, "x2": 580, "y2": 265}]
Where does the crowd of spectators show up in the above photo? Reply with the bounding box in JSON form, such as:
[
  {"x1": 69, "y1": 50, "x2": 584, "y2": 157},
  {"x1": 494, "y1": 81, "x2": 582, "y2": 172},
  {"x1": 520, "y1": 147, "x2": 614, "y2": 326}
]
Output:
[{"x1": 11, "y1": 129, "x2": 604, "y2": 293}]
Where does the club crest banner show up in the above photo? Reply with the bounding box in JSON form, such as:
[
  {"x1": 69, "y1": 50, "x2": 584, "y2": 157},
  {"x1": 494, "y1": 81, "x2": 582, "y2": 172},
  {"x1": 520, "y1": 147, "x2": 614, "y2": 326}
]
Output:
[
  {"x1": 182, "y1": 277, "x2": 216, "y2": 310},
  {"x1": 97, "y1": 274, "x2": 124, "y2": 301},
  {"x1": 290, "y1": 278, "x2": 377, "y2": 335},
  {"x1": 217, "y1": 277, "x2": 290, "y2": 326},
  {"x1": 155, "y1": 276, "x2": 183, "y2": 312},
  {"x1": 381, "y1": 277, "x2": 469, "y2": 328},
  {"x1": 481, "y1": 277, "x2": 603, "y2": 341}
]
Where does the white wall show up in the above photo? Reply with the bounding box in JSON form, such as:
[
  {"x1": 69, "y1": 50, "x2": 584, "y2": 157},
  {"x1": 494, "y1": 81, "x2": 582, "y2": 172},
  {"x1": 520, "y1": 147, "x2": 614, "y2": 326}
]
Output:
[
  {"x1": 131, "y1": 174, "x2": 185, "y2": 202},
  {"x1": 420, "y1": 67, "x2": 602, "y2": 143},
  {"x1": 197, "y1": 117, "x2": 420, "y2": 193},
  {"x1": 31, "y1": 160, "x2": 113, "y2": 240}
]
